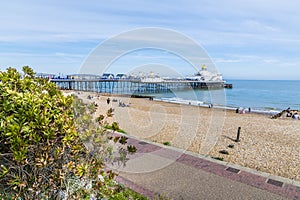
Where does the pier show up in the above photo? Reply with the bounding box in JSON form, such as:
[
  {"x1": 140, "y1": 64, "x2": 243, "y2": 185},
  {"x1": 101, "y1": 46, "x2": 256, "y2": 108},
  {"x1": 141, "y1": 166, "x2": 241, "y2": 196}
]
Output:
[{"x1": 50, "y1": 78, "x2": 232, "y2": 94}]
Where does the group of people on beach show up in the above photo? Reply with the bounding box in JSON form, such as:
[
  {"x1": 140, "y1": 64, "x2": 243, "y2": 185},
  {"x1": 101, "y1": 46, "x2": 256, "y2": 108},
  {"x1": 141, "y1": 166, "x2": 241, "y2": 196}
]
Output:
[
  {"x1": 236, "y1": 107, "x2": 251, "y2": 114},
  {"x1": 286, "y1": 108, "x2": 299, "y2": 119},
  {"x1": 106, "y1": 97, "x2": 130, "y2": 107}
]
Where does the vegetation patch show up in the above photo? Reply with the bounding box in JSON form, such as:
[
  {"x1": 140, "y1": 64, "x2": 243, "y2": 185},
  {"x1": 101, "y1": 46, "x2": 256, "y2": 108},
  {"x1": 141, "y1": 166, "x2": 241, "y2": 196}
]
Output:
[
  {"x1": 212, "y1": 157, "x2": 224, "y2": 161},
  {"x1": 0, "y1": 67, "x2": 138, "y2": 199},
  {"x1": 127, "y1": 145, "x2": 137, "y2": 154},
  {"x1": 219, "y1": 150, "x2": 229, "y2": 155},
  {"x1": 163, "y1": 141, "x2": 171, "y2": 146}
]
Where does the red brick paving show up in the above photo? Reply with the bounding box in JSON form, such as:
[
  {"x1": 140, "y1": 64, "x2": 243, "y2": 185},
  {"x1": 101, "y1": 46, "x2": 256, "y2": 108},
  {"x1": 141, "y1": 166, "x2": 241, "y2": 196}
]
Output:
[{"x1": 114, "y1": 134, "x2": 300, "y2": 200}]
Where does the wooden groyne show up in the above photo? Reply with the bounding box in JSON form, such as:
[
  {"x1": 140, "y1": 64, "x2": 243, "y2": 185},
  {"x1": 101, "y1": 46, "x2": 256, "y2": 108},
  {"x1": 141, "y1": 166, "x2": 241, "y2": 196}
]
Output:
[{"x1": 50, "y1": 79, "x2": 231, "y2": 94}]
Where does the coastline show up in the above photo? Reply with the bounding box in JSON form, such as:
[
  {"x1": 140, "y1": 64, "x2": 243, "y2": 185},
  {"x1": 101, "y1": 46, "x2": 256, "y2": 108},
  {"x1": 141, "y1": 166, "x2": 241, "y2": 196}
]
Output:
[
  {"x1": 153, "y1": 97, "x2": 280, "y2": 116},
  {"x1": 64, "y1": 90, "x2": 300, "y2": 182}
]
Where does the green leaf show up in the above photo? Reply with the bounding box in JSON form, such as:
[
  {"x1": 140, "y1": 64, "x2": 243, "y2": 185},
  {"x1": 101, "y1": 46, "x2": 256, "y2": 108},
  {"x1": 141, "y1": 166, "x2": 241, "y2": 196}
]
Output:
[{"x1": 0, "y1": 165, "x2": 9, "y2": 177}]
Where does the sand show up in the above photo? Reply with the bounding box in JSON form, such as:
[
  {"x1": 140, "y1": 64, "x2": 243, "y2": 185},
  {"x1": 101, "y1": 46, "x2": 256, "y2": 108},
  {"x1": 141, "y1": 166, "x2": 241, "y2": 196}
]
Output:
[{"x1": 67, "y1": 91, "x2": 300, "y2": 182}]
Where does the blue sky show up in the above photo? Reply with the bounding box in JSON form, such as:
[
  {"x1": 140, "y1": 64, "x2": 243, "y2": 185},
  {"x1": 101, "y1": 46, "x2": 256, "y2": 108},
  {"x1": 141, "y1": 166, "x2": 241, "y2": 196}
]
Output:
[{"x1": 1, "y1": 0, "x2": 300, "y2": 80}]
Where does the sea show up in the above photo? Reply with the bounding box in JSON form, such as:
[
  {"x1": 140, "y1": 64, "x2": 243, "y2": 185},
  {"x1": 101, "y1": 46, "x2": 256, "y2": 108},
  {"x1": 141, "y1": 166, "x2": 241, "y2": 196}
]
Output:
[{"x1": 150, "y1": 80, "x2": 300, "y2": 114}]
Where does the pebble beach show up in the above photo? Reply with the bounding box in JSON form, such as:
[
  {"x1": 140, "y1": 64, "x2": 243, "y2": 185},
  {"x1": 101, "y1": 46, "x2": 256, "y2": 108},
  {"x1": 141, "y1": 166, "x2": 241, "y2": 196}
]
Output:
[{"x1": 67, "y1": 91, "x2": 300, "y2": 182}]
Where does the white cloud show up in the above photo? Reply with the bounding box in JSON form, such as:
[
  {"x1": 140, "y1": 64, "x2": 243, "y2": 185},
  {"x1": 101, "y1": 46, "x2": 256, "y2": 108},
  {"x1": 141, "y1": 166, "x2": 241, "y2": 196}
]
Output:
[
  {"x1": 0, "y1": 0, "x2": 300, "y2": 79},
  {"x1": 215, "y1": 58, "x2": 242, "y2": 63}
]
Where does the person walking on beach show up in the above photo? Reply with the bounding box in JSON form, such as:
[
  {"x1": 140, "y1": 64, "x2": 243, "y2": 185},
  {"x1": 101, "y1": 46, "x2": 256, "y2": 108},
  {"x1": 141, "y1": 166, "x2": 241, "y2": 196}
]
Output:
[{"x1": 107, "y1": 97, "x2": 110, "y2": 105}]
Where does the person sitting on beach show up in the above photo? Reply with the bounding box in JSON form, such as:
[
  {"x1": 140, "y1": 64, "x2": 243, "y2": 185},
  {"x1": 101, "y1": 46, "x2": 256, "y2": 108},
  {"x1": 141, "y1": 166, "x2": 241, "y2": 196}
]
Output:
[
  {"x1": 119, "y1": 101, "x2": 126, "y2": 107},
  {"x1": 286, "y1": 110, "x2": 292, "y2": 117},
  {"x1": 240, "y1": 108, "x2": 246, "y2": 114},
  {"x1": 292, "y1": 113, "x2": 299, "y2": 120}
]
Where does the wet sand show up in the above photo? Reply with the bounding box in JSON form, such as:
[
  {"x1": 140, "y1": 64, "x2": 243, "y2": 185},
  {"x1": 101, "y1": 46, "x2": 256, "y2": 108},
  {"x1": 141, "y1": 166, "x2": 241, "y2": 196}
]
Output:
[{"x1": 67, "y1": 91, "x2": 300, "y2": 182}]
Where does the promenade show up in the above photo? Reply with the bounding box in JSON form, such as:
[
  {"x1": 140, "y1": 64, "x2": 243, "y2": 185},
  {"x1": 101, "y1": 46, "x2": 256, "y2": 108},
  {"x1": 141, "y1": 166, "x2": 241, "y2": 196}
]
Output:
[{"x1": 113, "y1": 134, "x2": 300, "y2": 200}]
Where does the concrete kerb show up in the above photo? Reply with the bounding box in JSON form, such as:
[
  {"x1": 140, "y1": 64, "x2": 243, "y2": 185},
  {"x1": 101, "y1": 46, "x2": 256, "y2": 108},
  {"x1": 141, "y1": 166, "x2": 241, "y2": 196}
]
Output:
[{"x1": 111, "y1": 130, "x2": 300, "y2": 188}]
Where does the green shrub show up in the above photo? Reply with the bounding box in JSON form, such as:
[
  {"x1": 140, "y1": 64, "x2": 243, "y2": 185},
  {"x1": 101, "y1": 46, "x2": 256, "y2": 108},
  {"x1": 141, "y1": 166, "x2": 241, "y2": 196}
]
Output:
[
  {"x1": 0, "y1": 67, "x2": 136, "y2": 199},
  {"x1": 163, "y1": 141, "x2": 171, "y2": 146}
]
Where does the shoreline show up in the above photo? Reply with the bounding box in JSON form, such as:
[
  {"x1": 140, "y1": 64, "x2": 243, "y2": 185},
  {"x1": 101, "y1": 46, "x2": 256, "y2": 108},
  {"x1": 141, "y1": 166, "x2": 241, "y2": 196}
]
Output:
[
  {"x1": 67, "y1": 90, "x2": 281, "y2": 116},
  {"x1": 153, "y1": 97, "x2": 280, "y2": 116},
  {"x1": 63, "y1": 90, "x2": 300, "y2": 182},
  {"x1": 63, "y1": 86, "x2": 299, "y2": 116}
]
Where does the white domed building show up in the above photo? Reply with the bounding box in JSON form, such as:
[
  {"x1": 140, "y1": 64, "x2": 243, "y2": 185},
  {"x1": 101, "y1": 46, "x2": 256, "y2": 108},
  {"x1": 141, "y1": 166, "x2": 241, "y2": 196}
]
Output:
[{"x1": 186, "y1": 64, "x2": 223, "y2": 82}]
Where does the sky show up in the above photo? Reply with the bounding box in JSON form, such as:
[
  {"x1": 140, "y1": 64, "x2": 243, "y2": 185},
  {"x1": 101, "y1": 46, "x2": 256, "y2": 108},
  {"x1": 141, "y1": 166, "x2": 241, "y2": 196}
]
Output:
[{"x1": 1, "y1": 0, "x2": 300, "y2": 80}]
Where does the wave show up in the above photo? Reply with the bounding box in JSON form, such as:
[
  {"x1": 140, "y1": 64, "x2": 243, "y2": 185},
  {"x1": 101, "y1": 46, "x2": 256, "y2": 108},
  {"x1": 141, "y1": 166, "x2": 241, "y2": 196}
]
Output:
[{"x1": 154, "y1": 97, "x2": 280, "y2": 115}]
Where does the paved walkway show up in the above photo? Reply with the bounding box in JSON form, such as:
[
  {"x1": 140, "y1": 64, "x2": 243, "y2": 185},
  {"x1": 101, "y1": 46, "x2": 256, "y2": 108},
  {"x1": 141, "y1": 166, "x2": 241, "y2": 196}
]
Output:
[{"x1": 112, "y1": 134, "x2": 300, "y2": 200}]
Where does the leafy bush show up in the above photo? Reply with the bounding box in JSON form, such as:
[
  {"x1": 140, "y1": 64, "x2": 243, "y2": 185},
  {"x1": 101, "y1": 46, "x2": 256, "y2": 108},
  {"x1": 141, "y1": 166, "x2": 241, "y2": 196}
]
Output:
[{"x1": 0, "y1": 67, "x2": 139, "y2": 199}]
